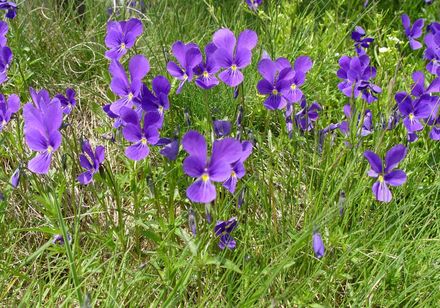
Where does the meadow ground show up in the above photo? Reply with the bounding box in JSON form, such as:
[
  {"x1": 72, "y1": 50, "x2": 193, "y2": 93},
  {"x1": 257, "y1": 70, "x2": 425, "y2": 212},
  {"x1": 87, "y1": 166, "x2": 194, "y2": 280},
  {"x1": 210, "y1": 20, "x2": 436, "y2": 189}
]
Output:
[{"x1": 1, "y1": 0, "x2": 440, "y2": 306}]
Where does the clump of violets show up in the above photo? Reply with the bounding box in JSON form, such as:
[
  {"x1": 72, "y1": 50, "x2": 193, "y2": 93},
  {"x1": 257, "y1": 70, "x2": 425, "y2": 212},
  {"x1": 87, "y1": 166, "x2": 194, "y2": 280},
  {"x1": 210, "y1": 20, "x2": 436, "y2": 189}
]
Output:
[
  {"x1": 364, "y1": 144, "x2": 407, "y2": 203},
  {"x1": 105, "y1": 18, "x2": 143, "y2": 60},
  {"x1": 55, "y1": 88, "x2": 76, "y2": 114},
  {"x1": 77, "y1": 140, "x2": 105, "y2": 185},
  {"x1": 213, "y1": 28, "x2": 258, "y2": 87},
  {"x1": 108, "y1": 54, "x2": 150, "y2": 115},
  {"x1": 0, "y1": 93, "x2": 20, "y2": 132},
  {"x1": 182, "y1": 130, "x2": 242, "y2": 203},
  {"x1": 337, "y1": 54, "x2": 381, "y2": 104},
  {"x1": 214, "y1": 217, "x2": 237, "y2": 250},
  {"x1": 139, "y1": 75, "x2": 171, "y2": 116},
  {"x1": 351, "y1": 26, "x2": 374, "y2": 55},
  {"x1": 401, "y1": 14, "x2": 424, "y2": 50},
  {"x1": 166, "y1": 41, "x2": 202, "y2": 94},
  {"x1": 312, "y1": 232, "x2": 325, "y2": 259},
  {"x1": 23, "y1": 89, "x2": 63, "y2": 174}
]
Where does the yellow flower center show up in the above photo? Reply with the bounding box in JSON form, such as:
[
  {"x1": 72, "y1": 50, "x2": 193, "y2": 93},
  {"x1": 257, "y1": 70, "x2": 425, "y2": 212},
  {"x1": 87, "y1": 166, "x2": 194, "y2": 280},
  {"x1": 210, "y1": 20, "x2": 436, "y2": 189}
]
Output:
[
  {"x1": 201, "y1": 173, "x2": 209, "y2": 182},
  {"x1": 128, "y1": 92, "x2": 134, "y2": 101},
  {"x1": 378, "y1": 175, "x2": 384, "y2": 183},
  {"x1": 141, "y1": 137, "x2": 147, "y2": 145},
  {"x1": 183, "y1": 73, "x2": 188, "y2": 80},
  {"x1": 409, "y1": 113, "x2": 414, "y2": 120},
  {"x1": 290, "y1": 84, "x2": 297, "y2": 90},
  {"x1": 231, "y1": 64, "x2": 237, "y2": 71},
  {"x1": 203, "y1": 71, "x2": 209, "y2": 78},
  {"x1": 120, "y1": 43, "x2": 126, "y2": 50},
  {"x1": 159, "y1": 106, "x2": 164, "y2": 113},
  {"x1": 272, "y1": 89, "x2": 278, "y2": 95},
  {"x1": 231, "y1": 171, "x2": 236, "y2": 177},
  {"x1": 47, "y1": 146, "x2": 53, "y2": 153}
]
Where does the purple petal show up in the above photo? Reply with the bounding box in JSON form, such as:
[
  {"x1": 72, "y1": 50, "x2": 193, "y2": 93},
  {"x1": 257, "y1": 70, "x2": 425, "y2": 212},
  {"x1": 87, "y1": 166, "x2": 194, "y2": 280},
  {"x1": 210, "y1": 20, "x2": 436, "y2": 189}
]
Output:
[
  {"x1": 237, "y1": 29, "x2": 258, "y2": 51},
  {"x1": 219, "y1": 69, "x2": 243, "y2": 87},
  {"x1": 385, "y1": 170, "x2": 407, "y2": 186},
  {"x1": 384, "y1": 144, "x2": 407, "y2": 173},
  {"x1": 129, "y1": 54, "x2": 150, "y2": 81},
  {"x1": 77, "y1": 171, "x2": 94, "y2": 185},
  {"x1": 125, "y1": 142, "x2": 149, "y2": 160},
  {"x1": 364, "y1": 150, "x2": 383, "y2": 174},
  {"x1": 372, "y1": 181, "x2": 392, "y2": 203},
  {"x1": 213, "y1": 28, "x2": 236, "y2": 55},
  {"x1": 183, "y1": 155, "x2": 205, "y2": 177},
  {"x1": 211, "y1": 138, "x2": 242, "y2": 164},
  {"x1": 28, "y1": 152, "x2": 52, "y2": 174},
  {"x1": 186, "y1": 179, "x2": 216, "y2": 203},
  {"x1": 182, "y1": 130, "x2": 207, "y2": 162}
]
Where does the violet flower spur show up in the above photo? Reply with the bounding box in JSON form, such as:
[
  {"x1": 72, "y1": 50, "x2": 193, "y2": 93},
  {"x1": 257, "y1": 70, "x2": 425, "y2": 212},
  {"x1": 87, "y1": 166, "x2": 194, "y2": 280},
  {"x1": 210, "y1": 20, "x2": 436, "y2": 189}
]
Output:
[
  {"x1": 223, "y1": 140, "x2": 252, "y2": 193},
  {"x1": 166, "y1": 41, "x2": 202, "y2": 94},
  {"x1": 0, "y1": 21, "x2": 8, "y2": 47},
  {"x1": 0, "y1": 46, "x2": 12, "y2": 84},
  {"x1": 0, "y1": 93, "x2": 20, "y2": 132},
  {"x1": 213, "y1": 28, "x2": 258, "y2": 87},
  {"x1": 0, "y1": 1, "x2": 17, "y2": 19},
  {"x1": 193, "y1": 43, "x2": 220, "y2": 90},
  {"x1": 77, "y1": 140, "x2": 105, "y2": 185},
  {"x1": 55, "y1": 88, "x2": 76, "y2": 114},
  {"x1": 401, "y1": 14, "x2": 424, "y2": 50},
  {"x1": 105, "y1": 18, "x2": 143, "y2": 60},
  {"x1": 312, "y1": 232, "x2": 325, "y2": 259},
  {"x1": 395, "y1": 92, "x2": 433, "y2": 132},
  {"x1": 257, "y1": 58, "x2": 293, "y2": 110},
  {"x1": 364, "y1": 144, "x2": 407, "y2": 203},
  {"x1": 120, "y1": 107, "x2": 160, "y2": 161},
  {"x1": 295, "y1": 98, "x2": 321, "y2": 131},
  {"x1": 214, "y1": 217, "x2": 237, "y2": 250},
  {"x1": 108, "y1": 54, "x2": 150, "y2": 115},
  {"x1": 351, "y1": 26, "x2": 374, "y2": 55},
  {"x1": 23, "y1": 100, "x2": 63, "y2": 174},
  {"x1": 182, "y1": 130, "x2": 242, "y2": 203}
]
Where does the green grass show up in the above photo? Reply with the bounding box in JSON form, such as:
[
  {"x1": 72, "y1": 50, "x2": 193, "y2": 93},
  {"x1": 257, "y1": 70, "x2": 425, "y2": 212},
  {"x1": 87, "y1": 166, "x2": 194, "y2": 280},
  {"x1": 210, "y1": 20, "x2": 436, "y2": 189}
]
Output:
[{"x1": 1, "y1": 0, "x2": 440, "y2": 306}]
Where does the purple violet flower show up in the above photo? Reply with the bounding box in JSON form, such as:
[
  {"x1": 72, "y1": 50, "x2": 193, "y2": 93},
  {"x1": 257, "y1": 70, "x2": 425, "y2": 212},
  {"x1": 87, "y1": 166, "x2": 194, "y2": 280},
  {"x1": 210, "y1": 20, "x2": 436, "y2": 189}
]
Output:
[
  {"x1": 77, "y1": 140, "x2": 105, "y2": 185},
  {"x1": 108, "y1": 55, "x2": 150, "y2": 115},
  {"x1": 0, "y1": 1, "x2": 17, "y2": 19},
  {"x1": 401, "y1": 14, "x2": 424, "y2": 50},
  {"x1": 395, "y1": 92, "x2": 434, "y2": 132},
  {"x1": 213, "y1": 120, "x2": 232, "y2": 137},
  {"x1": 213, "y1": 28, "x2": 258, "y2": 87},
  {"x1": 188, "y1": 208, "x2": 197, "y2": 236},
  {"x1": 0, "y1": 93, "x2": 20, "y2": 132},
  {"x1": 223, "y1": 140, "x2": 252, "y2": 193},
  {"x1": 157, "y1": 137, "x2": 180, "y2": 161},
  {"x1": 105, "y1": 18, "x2": 143, "y2": 60},
  {"x1": 295, "y1": 98, "x2": 321, "y2": 131},
  {"x1": 193, "y1": 43, "x2": 220, "y2": 89},
  {"x1": 23, "y1": 94, "x2": 63, "y2": 174},
  {"x1": 312, "y1": 232, "x2": 325, "y2": 259},
  {"x1": 364, "y1": 144, "x2": 407, "y2": 203},
  {"x1": 214, "y1": 217, "x2": 237, "y2": 250},
  {"x1": 284, "y1": 56, "x2": 313, "y2": 103},
  {"x1": 245, "y1": 0, "x2": 262, "y2": 10},
  {"x1": 167, "y1": 41, "x2": 202, "y2": 94},
  {"x1": 257, "y1": 57, "x2": 294, "y2": 110},
  {"x1": 55, "y1": 88, "x2": 76, "y2": 114},
  {"x1": 10, "y1": 167, "x2": 20, "y2": 188},
  {"x1": 182, "y1": 130, "x2": 242, "y2": 203},
  {"x1": 0, "y1": 21, "x2": 8, "y2": 47},
  {"x1": 423, "y1": 32, "x2": 440, "y2": 76},
  {"x1": 120, "y1": 107, "x2": 161, "y2": 160},
  {"x1": 0, "y1": 46, "x2": 12, "y2": 84},
  {"x1": 139, "y1": 75, "x2": 171, "y2": 115},
  {"x1": 351, "y1": 26, "x2": 374, "y2": 55},
  {"x1": 53, "y1": 233, "x2": 72, "y2": 245},
  {"x1": 429, "y1": 116, "x2": 440, "y2": 140}
]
